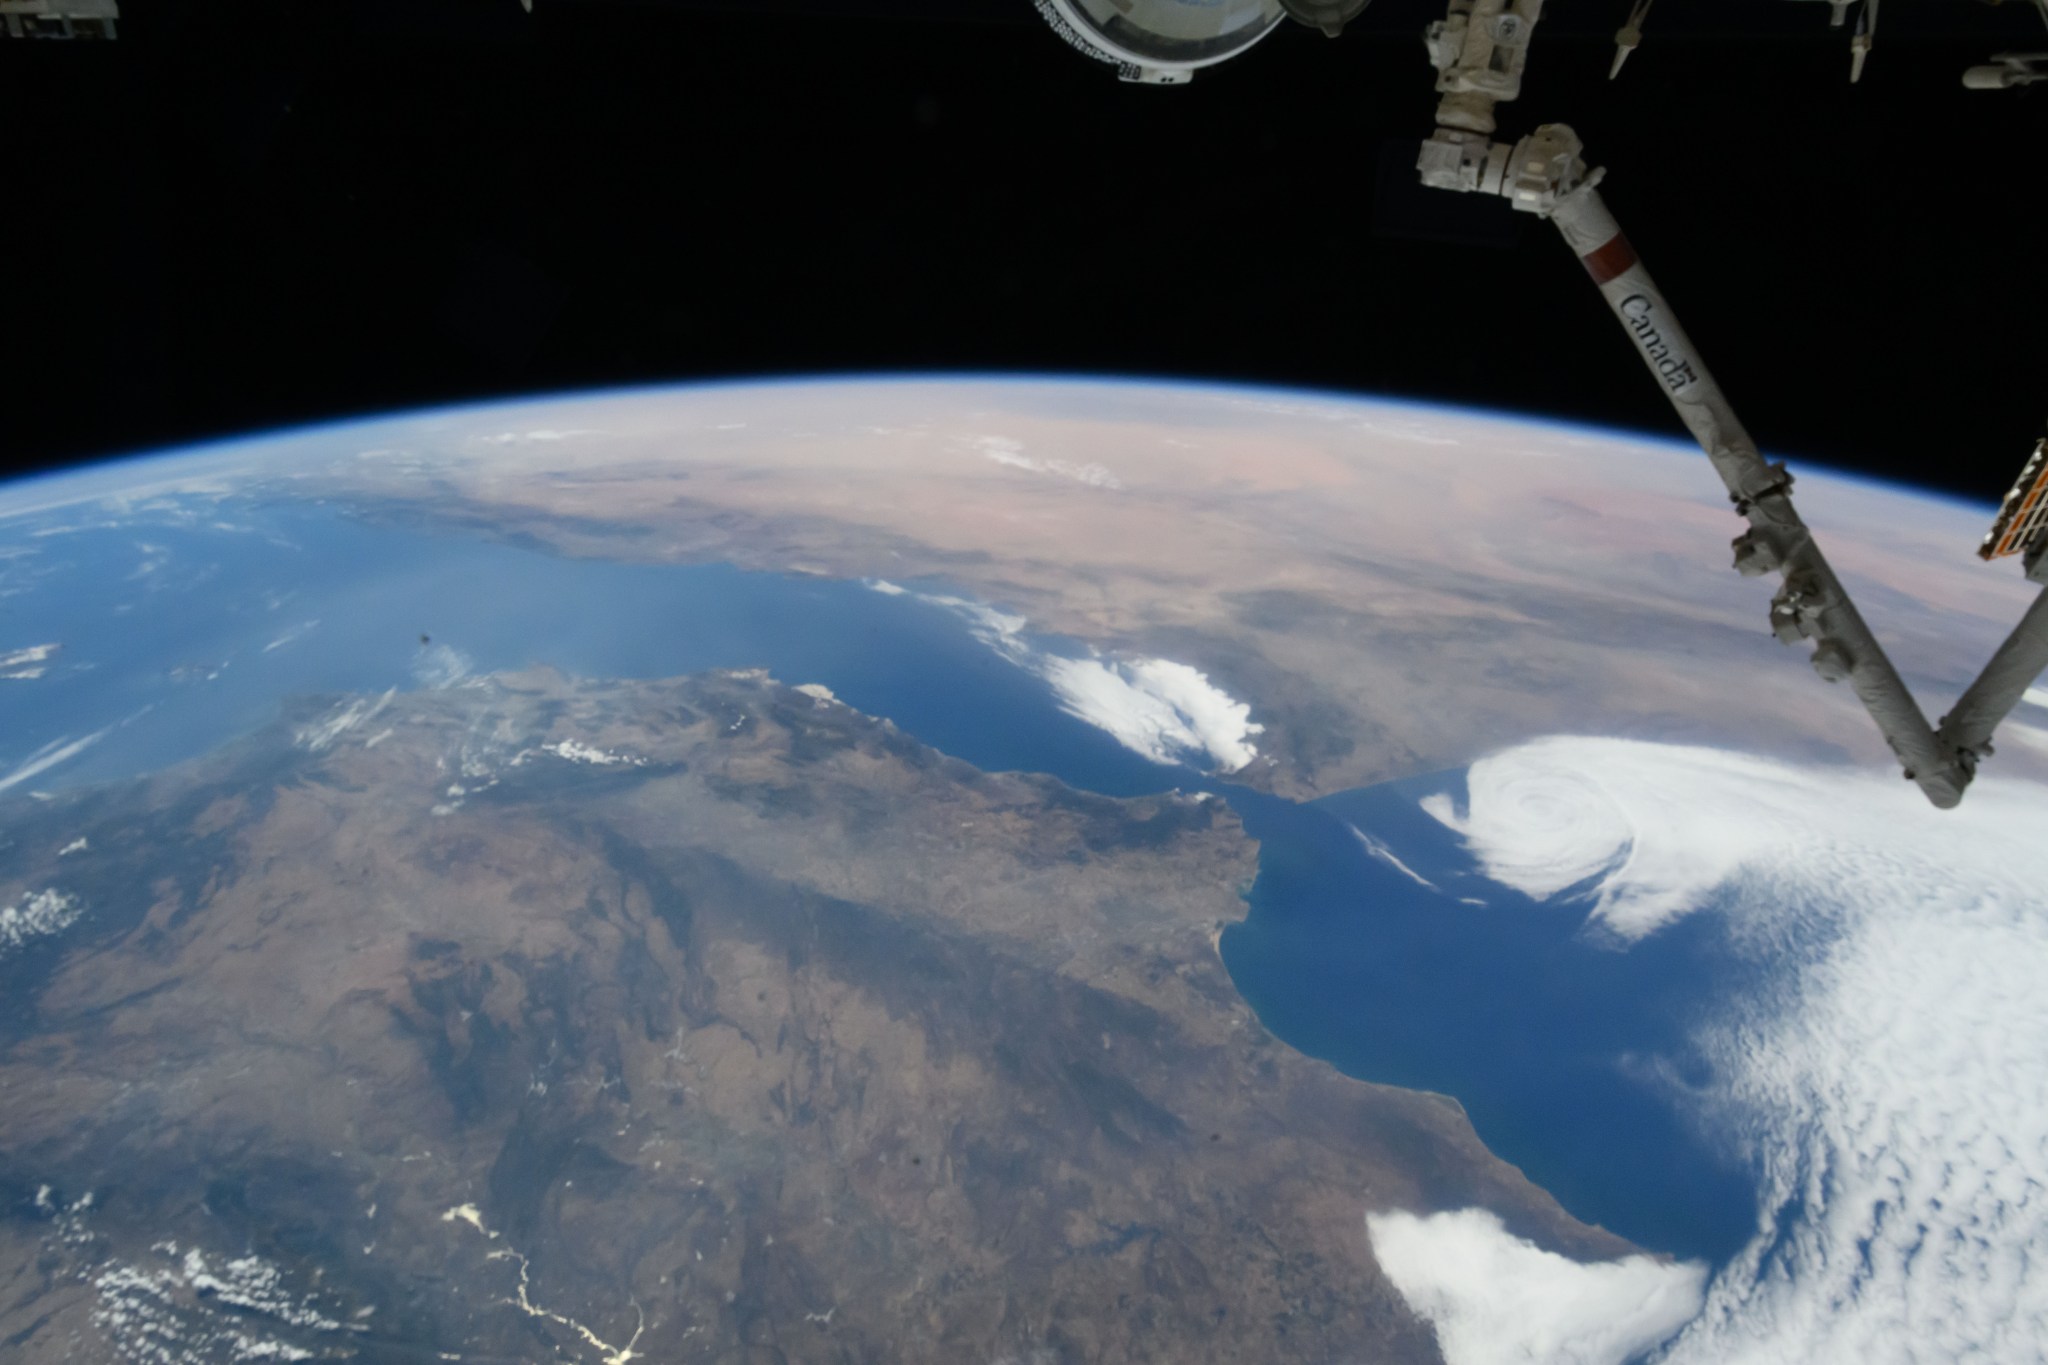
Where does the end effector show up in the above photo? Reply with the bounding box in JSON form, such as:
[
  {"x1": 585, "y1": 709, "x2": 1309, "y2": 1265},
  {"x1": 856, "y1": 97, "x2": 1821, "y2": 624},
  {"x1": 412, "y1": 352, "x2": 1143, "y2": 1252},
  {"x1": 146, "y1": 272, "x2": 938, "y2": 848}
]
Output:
[{"x1": 1417, "y1": 122, "x2": 1592, "y2": 219}]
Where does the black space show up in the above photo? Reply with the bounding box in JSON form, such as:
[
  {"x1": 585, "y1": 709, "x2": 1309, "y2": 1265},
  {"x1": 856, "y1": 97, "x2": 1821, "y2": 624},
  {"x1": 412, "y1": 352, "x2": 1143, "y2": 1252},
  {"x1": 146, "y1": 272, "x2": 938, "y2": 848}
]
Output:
[{"x1": 4, "y1": 1, "x2": 2042, "y2": 502}]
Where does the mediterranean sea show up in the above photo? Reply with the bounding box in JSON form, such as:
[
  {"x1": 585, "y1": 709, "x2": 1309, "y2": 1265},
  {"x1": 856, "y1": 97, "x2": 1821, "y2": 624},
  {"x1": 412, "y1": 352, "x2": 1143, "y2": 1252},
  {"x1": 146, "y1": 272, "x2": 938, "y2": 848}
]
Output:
[{"x1": 0, "y1": 484, "x2": 1755, "y2": 1268}]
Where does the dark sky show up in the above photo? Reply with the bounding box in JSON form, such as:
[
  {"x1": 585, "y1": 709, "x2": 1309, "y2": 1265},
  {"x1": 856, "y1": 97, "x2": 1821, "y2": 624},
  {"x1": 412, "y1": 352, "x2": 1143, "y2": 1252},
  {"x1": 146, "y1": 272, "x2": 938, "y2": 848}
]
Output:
[{"x1": 4, "y1": 0, "x2": 2042, "y2": 503}]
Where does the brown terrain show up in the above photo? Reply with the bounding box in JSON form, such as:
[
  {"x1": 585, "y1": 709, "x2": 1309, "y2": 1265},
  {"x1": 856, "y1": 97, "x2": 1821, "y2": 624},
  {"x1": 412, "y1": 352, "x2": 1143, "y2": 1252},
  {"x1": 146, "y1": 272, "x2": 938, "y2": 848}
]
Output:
[
  {"x1": 1, "y1": 668, "x2": 1641, "y2": 1364},
  {"x1": 276, "y1": 382, "x2": 2048, "y2": 800}
]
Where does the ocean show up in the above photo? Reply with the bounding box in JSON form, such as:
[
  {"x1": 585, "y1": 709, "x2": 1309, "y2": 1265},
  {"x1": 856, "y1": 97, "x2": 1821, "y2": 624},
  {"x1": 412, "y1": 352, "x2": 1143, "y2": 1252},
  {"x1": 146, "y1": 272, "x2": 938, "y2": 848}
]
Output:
[{"x1": 0, "y1": 490, "x2": 1756, "y2": 1266}]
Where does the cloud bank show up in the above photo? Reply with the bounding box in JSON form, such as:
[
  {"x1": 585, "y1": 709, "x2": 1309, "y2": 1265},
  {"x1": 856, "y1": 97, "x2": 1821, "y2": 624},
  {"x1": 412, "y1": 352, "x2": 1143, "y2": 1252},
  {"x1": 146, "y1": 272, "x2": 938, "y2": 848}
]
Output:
[
  {"x1": 1411, "y1": 737, "x2": 2048, "y2": 1364},
  {"x1": 1368, "y1": 1208, "x2": 1706, "y2": 1365},
  {"x1": 1039, "y1": 655, "x2": 1263, "y2": 771},
  {"x1": 873, "y1": 584, "x2": 1263, "y2": 772}
]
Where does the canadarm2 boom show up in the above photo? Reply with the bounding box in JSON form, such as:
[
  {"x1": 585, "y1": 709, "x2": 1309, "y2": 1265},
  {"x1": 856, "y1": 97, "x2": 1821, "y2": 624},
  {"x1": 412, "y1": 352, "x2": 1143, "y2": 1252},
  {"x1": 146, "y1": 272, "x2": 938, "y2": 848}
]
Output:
[
  {"x1": 1421, "y1": 121, "x2": 2048, "y2": 808},
  {"x1": 1935, "y1": 584, "x2": 2048, "y2": 772},
  {"x1": 1543, "y1": 157, "x2": 1968, "y2": 806}
]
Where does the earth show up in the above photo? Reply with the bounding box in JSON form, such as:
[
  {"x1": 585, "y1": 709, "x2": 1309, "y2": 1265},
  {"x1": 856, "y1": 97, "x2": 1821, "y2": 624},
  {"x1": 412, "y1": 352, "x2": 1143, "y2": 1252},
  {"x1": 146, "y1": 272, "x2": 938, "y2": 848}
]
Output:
[{"x1": 2, "y1": 377, "x2": 2046, "y2": 1365}]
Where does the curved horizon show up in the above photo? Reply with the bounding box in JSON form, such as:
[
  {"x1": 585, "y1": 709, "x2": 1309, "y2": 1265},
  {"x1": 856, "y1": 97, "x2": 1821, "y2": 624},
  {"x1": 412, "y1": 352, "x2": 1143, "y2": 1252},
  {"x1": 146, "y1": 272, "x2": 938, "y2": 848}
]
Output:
[{"x1": 0, "y1": 371, "x2": 2005, "y2": 518}]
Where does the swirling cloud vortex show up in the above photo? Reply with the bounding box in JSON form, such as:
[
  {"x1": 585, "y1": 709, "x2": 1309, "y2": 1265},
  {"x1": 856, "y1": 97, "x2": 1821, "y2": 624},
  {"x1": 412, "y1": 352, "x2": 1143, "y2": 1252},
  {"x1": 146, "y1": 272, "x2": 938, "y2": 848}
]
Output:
[{"x1": 1410, "y1": 738, "x2": 2048, "y2": 1365}]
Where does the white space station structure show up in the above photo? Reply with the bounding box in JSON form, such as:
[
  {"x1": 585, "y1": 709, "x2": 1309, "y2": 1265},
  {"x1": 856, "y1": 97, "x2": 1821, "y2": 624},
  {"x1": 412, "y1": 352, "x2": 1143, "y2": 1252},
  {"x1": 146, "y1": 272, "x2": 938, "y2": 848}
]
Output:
[
  {"x1": 1038, "y1": 0, "x2": 2048, "y2": 86},
  {"x1": 1044, "y1": 0, "x2": 2048, "y2": 810},
  {"x1": 0, "y1": 0, "x2": 116, "y2": 40}
]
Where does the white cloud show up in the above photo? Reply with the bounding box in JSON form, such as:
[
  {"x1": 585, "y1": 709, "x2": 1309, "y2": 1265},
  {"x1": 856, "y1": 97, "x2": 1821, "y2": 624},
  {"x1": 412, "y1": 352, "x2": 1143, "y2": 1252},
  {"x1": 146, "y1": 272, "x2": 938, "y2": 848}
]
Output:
[
  {"x1": 1226, "y1": 397, "x2": 1355, "y2": 423},
  {"x1": 1, "y1": 642, "x2": 59, "y2": 671},
  {"x1": 125, "y1": 542, "x2": 170, "y2": 580},
  {"x1": 904, "y1": 589, "x2": 1262, "y2": 773},
  {"x1": 538, "y1": 739, "x2": 644, "y2": 767},
  {"x1": 1368, "y1": 1207, "x2": 1706, "y2": 1365},
  {"x1": 1419, "y1": 736, "x2": 2048, "y2": 1364},
  {"x1": 2023, "y1": 685, "x2": 2048, "y2": 711},
  {"x1": 1040, "y1": 655, "x2": 1264, "y2": 772},
  {"x1": 1351, "y1": 825, "x2": 1439, "y2": 890},
  {"x1": 866, "y1": 579, "x2": 908, "y2": 596},
  {"x1": 261, "y1": 619, "x2": 321, "y2": 654},
  {"x1": 294, "y1": 690, "x2": 394, "y2": 752},
  {"x1": 88, "y1": 1239, "x2": 346, "y2": 1364},
  {"x1": 1421, "y1": 741, "x2": 1796, "y2": 944},
  {"x1": 0, "y1": 728, "x2": 110, "y2": 794},
  {"x1": 474, "y1": 428, "x2": 600, "y2": 445},
  {"x1": 973, "y1": 435, "x2": 1122, "y2": 490},
  {"x1": 0, "y1": 888, "x2": 84, "y2": 955},
  {"x1": 920, "y1": 593, "x2": 1031, "y2": 656}
]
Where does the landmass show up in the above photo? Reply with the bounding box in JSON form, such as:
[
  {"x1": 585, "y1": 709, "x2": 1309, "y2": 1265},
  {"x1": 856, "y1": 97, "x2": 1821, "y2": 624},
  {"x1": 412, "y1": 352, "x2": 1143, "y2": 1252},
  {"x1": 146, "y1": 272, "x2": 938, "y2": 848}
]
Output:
[
  {"x1": 0, "y1": 668, "x2": 1640, "y2": 1363},
  {"x1": 291, "y1": 382, "x2": 2048, "y2": 799}
]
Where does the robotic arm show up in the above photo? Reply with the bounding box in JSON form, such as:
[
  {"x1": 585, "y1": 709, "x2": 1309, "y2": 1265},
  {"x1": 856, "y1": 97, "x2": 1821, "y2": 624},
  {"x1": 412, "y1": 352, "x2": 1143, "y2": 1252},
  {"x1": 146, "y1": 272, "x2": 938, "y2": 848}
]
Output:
[
  {"x1": 1026, "y1": 0, "x2": 2048, "y2": 807},
  {"x1": 1418, "y1": 2, "x2": 2048, "y2": 809}
]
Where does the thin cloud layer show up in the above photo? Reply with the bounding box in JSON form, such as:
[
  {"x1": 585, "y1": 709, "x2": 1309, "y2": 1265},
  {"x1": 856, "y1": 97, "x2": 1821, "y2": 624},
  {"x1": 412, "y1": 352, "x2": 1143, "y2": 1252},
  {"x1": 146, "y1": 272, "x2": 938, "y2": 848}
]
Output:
[
  {"x1": 0, "y1": 729, "x2": 110, "y2": 794},
  {"x1": 1368, "y1": 1208, "x2": 1706, "y2": 1365},
  {"x1": 972, "y1": 435, "x2": 1122, "y2": 490},
  {"x1": 473, "y1": 428, "x2": 601, "y2": 445},
  {"x1": 294, "y1": 689, "x2": 395, "y2": 753},
  {"x1": 1350, "y1": 825, "x2": 1439, "y2": 891},
  {"x1": 1415, "y1": 737, "x2": 2048, "y2": 1364},
  {"x1": 411, "y1": 642, "x2": 474, "y2": 690},
  {"x1": 261, "y1": 618, "x2": 321, "y2": 654}
]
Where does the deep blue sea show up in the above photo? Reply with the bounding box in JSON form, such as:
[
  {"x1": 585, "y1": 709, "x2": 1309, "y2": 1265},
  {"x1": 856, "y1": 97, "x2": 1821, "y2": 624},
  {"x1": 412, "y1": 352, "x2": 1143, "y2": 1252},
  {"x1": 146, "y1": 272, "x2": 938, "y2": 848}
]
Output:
[{"x1": 0, "y1": 493, "x2": 1756, "y2": 1266}]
